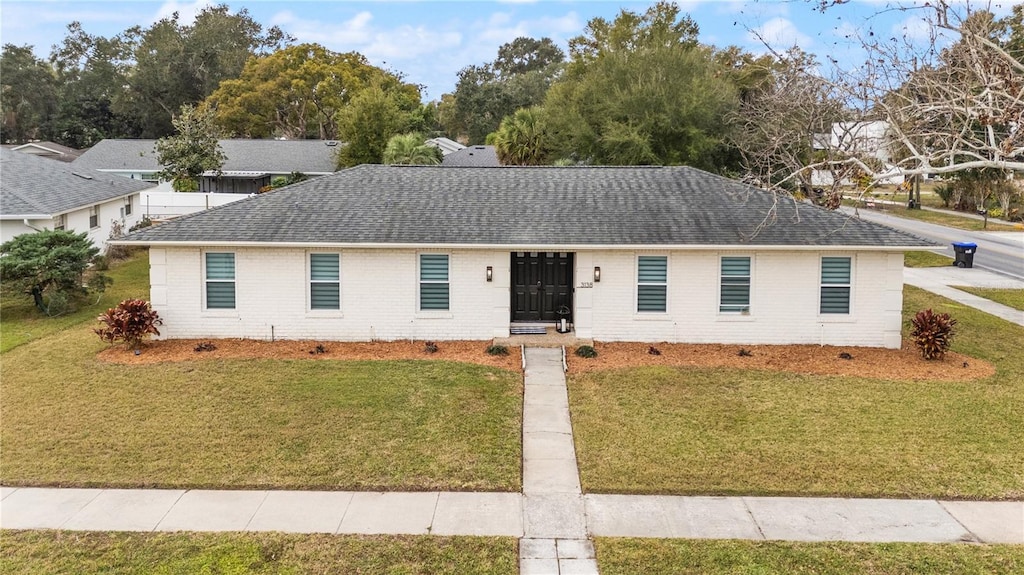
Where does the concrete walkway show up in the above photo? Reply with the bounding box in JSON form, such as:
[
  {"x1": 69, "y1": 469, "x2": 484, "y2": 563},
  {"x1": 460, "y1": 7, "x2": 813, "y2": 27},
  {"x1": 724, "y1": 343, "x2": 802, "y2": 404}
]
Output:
[
  {"x1": 904, "y1": 266, "x2": 1024, "y2": 326},
  {"x1": 521, "y1": 347, "x2": 598, "y2": 575}
]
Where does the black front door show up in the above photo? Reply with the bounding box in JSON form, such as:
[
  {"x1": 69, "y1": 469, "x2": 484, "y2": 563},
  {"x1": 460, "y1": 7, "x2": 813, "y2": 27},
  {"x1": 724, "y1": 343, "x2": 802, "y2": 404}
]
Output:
[{"x1": 511, "y1": 252, "x2": 573, "y2": 322}]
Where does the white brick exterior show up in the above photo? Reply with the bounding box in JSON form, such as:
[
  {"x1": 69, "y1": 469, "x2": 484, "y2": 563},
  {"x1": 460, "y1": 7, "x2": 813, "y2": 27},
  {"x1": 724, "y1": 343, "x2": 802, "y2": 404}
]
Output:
[{"x1": 150, "y1": 247, "x2": 906, "y2": 348}]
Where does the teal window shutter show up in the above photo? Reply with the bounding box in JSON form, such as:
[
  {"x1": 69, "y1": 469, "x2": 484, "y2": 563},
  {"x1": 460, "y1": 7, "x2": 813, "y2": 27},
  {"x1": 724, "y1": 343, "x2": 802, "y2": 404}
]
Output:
[
  {"x1": 420, "y1": 254, "x2": 450, "y2": 310},
  {"x1": 637, "y1": 256, "x2": 667, "y2": 312},
  {"x1": 310, "y1": 253, "x2": 340, "y2": 310},
  {"x1": 205, "y1": 252, "x2": 235, "y2": 309},
  {"x1": 820, "y1": 257, "x2": 851, "y2": 314},
  {"x1": 720, "y1": 256, "x2": 751, "y2": 313}
]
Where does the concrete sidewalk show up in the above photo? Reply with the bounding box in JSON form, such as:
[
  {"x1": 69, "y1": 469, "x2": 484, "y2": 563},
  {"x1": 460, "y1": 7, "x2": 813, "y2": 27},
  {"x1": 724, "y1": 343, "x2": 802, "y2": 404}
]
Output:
[
  {"x1": 904, "y1": 266, "x2": 1024, "y2": 326},
  {"x1": 3, "y1": 486, "x2": 1021, "y2": 545}
]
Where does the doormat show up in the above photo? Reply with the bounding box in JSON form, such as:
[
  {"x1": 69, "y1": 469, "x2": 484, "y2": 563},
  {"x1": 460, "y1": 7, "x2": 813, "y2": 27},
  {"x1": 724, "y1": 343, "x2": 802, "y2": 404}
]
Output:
[{"x1": 509, "y1": 325, "x2": 548, "y2": 335}]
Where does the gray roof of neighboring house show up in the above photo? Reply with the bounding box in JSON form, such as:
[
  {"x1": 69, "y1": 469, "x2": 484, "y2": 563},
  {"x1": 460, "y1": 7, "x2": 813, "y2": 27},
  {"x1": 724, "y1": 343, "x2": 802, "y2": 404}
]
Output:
[
  {"x1": 424, "y1": 137, "x2": 466, "y2": 155},
  {"x1": 122, "y1": 165, "x2": 936, "y2": 249},
  {"x1": 442, "y1": 145, "x2": 500, "y2": 167},
  {"x1": 4, "y1": 141, "x2": 83, "y2": 162},
  {"x1": 72, "y1": 139, "x2": 340, "y2": 174},
  {"x1": 1, "y1": 147, "x2": 155, "y2": 217}
]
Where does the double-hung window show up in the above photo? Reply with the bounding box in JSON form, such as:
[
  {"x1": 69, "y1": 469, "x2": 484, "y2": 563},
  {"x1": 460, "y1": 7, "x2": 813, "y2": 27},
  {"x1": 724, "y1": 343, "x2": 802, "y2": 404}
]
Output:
[
  {"x1": 54, "y1": 214, "x2": 66, "y2": 230},
  {"x1": 419, "y1": 254, "x2": 449, "y2": 311},
  {"x1": 637, "y1": 256, "x2": 667, "y2": 313},
  {"x1": 310, "y1": 253, "x2": 340, "y2": 310},
  {"x1": 124, "y1": 197, "x2": 133, "y2": 216},
  {"x1": 205, "y1": 252, "x2": 236, "y2": 309},
  {"x1": 88, "y1": 205, "x2": 99, "y2": 229},
  {"x1": 719, "y1": 256, "x2": 751, "y2": 313},
  {"x1": 820, "y1": 256, "x2": 852, "y2": 314}
]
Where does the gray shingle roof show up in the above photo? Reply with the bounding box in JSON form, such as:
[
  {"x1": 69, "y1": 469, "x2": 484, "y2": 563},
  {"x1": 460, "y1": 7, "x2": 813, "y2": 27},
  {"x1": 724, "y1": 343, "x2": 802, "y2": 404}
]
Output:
[
  {"x1": 442, "y1": 145, "x2": 500, "y2": 167},
  {"x1": 122, "y1": 165, "x2": 936, "y2": 248},
  {"x1": 4, "y1": 141, "x2": 83, "y2": 162},
  {"x1": 1, "y1": 148, "x2": 155, "y2": 217},
  {"x1": 72, "y1": 139, "x2": 340, "y2": 174}
]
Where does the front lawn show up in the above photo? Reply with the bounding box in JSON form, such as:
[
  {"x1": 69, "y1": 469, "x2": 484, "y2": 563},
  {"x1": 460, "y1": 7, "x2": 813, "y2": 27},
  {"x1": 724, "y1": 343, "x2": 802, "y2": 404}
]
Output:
[
  {"x1": 0, "y1": 531, "x2": 517, "y2": 575},
  {"x1": 904, "y1": 250, "x2": 954, "y2": 268},
  {"x1": 879, "y1": 206, "x2": 1021, "y2": 232},
  {"x1": 595, "y1": 539, "x2": 1024, "y2": 575},
  {"x1": 953, "y1": 286, "x2": 1024, "y2": 312},
  {"x1": 0, "y1": 253, "x2": 150, "y2": 353},
  {"x1": 568, "y1": 285, "x2": 1024, "y2": 499},
  {"x1": 0, "y1": 325, "x2": 522, "y2": 491}
]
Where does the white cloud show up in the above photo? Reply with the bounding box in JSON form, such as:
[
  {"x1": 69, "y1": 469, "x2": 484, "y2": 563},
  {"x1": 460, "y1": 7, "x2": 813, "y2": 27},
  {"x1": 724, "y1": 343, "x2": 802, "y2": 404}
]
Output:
[{"x1": 748, "y1": 17, "x2": 813, "y2": 50}]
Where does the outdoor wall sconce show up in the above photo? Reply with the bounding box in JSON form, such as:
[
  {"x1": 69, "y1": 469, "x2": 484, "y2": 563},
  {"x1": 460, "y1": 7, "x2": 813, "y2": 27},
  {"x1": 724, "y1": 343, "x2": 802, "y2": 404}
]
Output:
[
  {"x1": 594, "y1": 266, "x2": 601, "y2": 282},
  {"x1": 486, "y1": 266, "x2": 493, "y2": 282}
]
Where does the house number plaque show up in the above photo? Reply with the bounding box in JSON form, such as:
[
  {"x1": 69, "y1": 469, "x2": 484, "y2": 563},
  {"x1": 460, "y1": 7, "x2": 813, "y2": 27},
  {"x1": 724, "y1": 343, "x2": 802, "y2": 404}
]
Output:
[{"x1": 577, "y1": 282, "x2": 594, "y2": 288}]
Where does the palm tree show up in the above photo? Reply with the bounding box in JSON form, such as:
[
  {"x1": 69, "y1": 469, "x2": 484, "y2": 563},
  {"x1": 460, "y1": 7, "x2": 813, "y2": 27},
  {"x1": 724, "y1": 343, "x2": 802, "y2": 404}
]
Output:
[
  {"x1": 382, "y1": 133, "x2": 442, "y2": 165},
  {"x1": 493, "y1": 107, "x2": 550, "y2": 166}
]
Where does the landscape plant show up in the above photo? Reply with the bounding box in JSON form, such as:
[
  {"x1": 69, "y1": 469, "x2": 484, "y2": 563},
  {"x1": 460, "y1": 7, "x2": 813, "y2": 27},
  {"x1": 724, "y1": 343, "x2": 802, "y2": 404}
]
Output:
[
  {"x1": 94, "y1": 298, "x2": 162, "y2": 349},
  {"x1": 0, "y1": 229, "x2": 102, "y2": 314},
  {"x1": 910, "y1": 309, "x2": 957, "y2": 360}
]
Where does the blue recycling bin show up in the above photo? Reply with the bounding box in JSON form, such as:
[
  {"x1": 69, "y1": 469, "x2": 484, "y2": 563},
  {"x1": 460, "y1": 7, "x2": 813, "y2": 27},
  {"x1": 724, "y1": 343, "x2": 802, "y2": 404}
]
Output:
[{"x1": 951, "y1": 242, "x2": 977, "y2": 268}]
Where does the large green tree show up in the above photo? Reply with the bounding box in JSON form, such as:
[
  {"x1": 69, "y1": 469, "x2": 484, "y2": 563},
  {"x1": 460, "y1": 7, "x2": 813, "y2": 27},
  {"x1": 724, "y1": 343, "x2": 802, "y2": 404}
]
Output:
[
  {"x1": 0, "y1": 44, "x2": 58, "y2": 144},
  {"x1": 542, "y1": 2, "x2": 739, "y2": 169},
  {"x1": 335, "y1": 79, "x2": 423, "y2": 167},
  {"x1": 205, "y1": 44, "x2": 395, "y2": 140},
  {"x1": 155, "y1": 104, "x2": 226, "y2": 192},
  {"x1": 0, "y1": 230, "x2": 101, "y2": 313},
  {"x1": 119, "y1": 4, "x2": 289, "y2": 137},
  {"x1": 48, "y1": 23, "x2": 137, "y2": 148},
  {"x1": 445, "y1": 37, "x2": 564, "y2": 144}
]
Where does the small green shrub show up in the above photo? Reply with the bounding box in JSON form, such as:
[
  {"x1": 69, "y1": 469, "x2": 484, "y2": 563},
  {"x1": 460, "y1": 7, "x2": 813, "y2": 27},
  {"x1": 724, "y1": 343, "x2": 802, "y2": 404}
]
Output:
[
  {"x1": 424, "y1": 341, "x2": 438, "y2": 354},
  {"x1": 911, "y1": 309, "x2": 957, "y2": 360},
  {"x1": 95, "y1": 298, "x2": 163, "y2": 349},
  {"x1": 575, "y1": 345, "x2": 598, "y2": 358},
  {"x1": 91, "y1": 254, "x2": 110, "y2": 271},
  {"x1": 486, "y1": 344, "x2": 509, "y2": 356},
  {"x1": 987, "y1": 207, "x2": 1004, "y2": 219}
]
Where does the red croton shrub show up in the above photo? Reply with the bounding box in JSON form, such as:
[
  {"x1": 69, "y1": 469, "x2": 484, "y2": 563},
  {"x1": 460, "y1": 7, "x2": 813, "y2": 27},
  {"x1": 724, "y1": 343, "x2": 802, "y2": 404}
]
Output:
[
  {"x1": 910, "y1": 308, "x2": 957, "y2": 360},
  {"x1": 95, "y1": 299, "x2": 163, "y2": 350}
]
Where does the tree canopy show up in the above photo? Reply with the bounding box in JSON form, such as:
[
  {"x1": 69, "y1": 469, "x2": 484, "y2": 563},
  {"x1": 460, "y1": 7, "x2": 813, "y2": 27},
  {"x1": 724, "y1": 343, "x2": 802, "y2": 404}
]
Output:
[
  {"x1": 444, "y1": 37, "x2": 564, "y2": 144},
  {"x1": 542, "y1": 2, "x2": 739, "y2": 169},
  {"x1": 383, "y1": 133, "x2": 442, "y2": 165},
  {"x1": 155, "y1": 104, "x2": 226, "y2": 192}
]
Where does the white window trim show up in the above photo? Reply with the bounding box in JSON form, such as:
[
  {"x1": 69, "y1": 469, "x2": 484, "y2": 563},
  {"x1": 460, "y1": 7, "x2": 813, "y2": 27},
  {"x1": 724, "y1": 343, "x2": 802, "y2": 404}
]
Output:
[
  {"x1": 717, "y1": 254, "x2": 755, "y2": 321},
  {"x1": 634, "y1": 253, "x2": 669, "y2": 316},
  {"x1": 53, "y1": 214, "x2": 66, "y2": 230},
  {"x1": 307, "y1": 251, "x2": 342, "y2": 316},
  {"x1": 88, "y1": 205, "x2": 100, "y2": 229},
  {"x1": 416, "y1": 252, "x2": 453, "y2": 318},
  {"x1": 202, "y1": 250, "x2": 238, "y2": 315},
  {"x1": 124, "y1": 196, "x2": 133, "y2": 216},
  {"x1": 818, "y1": 254, "x2": 855, "y2": 322}
]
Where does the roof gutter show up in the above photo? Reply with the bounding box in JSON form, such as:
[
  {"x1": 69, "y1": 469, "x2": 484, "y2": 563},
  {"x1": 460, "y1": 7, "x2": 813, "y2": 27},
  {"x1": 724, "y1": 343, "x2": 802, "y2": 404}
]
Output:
[{"x1": 110, "y1": 240, "x2": 945, "y2": 251}]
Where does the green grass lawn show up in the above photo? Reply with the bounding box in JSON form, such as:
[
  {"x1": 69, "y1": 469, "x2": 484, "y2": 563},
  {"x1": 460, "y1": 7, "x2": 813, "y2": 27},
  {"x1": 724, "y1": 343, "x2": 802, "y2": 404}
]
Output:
[
  {"x1": 0, "y1": 328, "x2": 522, "y2": 490},
  {"x1": 595, "y1": 539, "x2": 1024, "y2": 575},
  {"x1": 953, "y1": 286, "x2": 1024, "y2": 311},
  {"x1": 0, "y1": 531, "x2": 517, "y2": 575},
  {"x1": 568, "y1": 285, "x2": 1024, "y2": 499},
  {"x1": 0, "y1": 252, "x2": 151, "y2": 353},
  {"x1": 904, "y1": 250, "x2": 954, "y2": 268}
]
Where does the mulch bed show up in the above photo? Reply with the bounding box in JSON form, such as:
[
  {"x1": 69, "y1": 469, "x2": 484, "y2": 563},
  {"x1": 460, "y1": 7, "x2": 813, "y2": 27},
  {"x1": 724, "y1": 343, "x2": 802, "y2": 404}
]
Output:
[
  {"x1": 98, "y1": 338, "x2": 993, "y2": 382},
  {"x1": 567, "y1": 342, "x2": 993, "y2": 381}
]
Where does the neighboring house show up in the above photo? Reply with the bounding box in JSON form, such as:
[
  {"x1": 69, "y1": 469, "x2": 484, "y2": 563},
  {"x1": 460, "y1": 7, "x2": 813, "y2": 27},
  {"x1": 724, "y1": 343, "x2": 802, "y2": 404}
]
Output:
[
  {"x1": 1, "y1": 148, "x2": 154, "y2": 246},
  {"x1": 120, "y1": 165, "x2": 937, "y2": 349},
  {"x1": 442, "y1": 145, "x2": 500, "y2": 167},
  {"x1": 3, "y1": 141, "x2": 83, "y2": 163},
  {"x1": 812, "y1": 121, "x2": 904, "y2": 186},
  {"x1": 424, "y1": 137, "x2": 466, "y2": 156},
  {"x1": 72, "y1": 139, "x2": 340, "y2": 217}
]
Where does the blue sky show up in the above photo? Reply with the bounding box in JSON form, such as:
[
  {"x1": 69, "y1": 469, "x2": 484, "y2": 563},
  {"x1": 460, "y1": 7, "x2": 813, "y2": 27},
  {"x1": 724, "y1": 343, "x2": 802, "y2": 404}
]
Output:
[{"x1": 0, "y1": 1, "x2": 1015, "y2": 100}]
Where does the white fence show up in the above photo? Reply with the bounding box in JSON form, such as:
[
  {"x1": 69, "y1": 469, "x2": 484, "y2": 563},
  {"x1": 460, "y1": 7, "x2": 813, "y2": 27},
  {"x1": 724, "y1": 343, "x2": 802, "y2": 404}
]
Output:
[{"x1": 141, "y1": 191, "x2": 252, "y2": 219}]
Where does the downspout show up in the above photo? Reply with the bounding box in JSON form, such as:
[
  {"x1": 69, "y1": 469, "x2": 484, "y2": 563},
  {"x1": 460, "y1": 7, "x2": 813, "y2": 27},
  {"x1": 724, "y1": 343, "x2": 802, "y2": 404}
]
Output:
[{"x1": 23, "y1": 219, "x2": 44, "y2": 232}]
